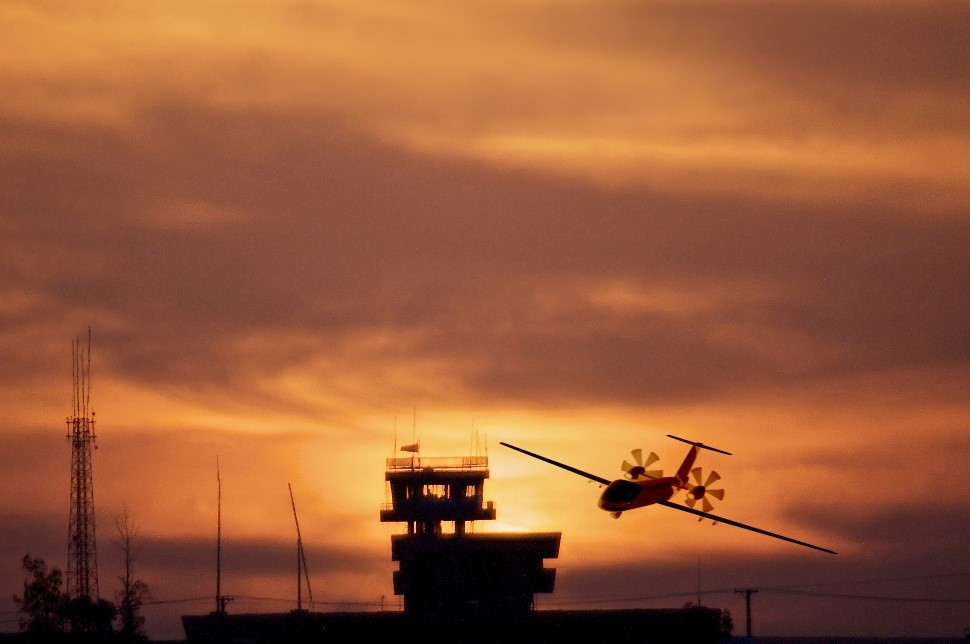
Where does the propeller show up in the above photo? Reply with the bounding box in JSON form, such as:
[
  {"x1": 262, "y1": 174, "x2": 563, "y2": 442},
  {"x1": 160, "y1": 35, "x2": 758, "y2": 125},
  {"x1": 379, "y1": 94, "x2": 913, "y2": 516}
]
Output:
[
  {"x1": 621, "y1": 448, "x2": 662, "y2": 480},
  {"x1": 685, "y1": 467, "x2": 725, "y2": 513}
]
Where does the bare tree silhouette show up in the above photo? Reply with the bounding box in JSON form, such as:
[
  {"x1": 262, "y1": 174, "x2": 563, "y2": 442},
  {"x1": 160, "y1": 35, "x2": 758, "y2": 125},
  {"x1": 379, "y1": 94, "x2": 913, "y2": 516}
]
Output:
[{"x1": 114, "y1": 509, "x2": 150, "y2": 642}]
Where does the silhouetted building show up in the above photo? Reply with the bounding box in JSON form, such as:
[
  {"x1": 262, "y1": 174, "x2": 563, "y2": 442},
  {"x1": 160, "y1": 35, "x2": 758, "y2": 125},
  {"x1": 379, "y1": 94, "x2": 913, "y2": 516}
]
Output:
[
  {"x1": 381, "y1": 451, "x2": 560, "y2": 622},
  {"x1": 182, "y1": 606, "x2": 724, "y2": 644}
]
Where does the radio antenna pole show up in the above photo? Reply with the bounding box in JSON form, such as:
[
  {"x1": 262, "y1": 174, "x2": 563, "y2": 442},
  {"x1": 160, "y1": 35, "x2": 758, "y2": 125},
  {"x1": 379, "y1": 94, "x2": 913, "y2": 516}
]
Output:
[{"x1": 288, "y1": 483, "x2": 312, "y2": 610}]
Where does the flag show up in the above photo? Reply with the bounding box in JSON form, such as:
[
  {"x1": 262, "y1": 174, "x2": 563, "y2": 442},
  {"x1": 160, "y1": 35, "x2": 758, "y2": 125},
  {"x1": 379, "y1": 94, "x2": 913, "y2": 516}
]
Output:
[{"x1": 400, "y1": 443, "x2": 420, "y2": 453}]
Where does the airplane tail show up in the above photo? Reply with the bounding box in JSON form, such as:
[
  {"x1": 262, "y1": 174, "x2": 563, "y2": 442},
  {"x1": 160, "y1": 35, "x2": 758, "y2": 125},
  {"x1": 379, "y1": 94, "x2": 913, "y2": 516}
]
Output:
[{"x1": 667, "y1": 435, "x2": 732, "y2": 484}]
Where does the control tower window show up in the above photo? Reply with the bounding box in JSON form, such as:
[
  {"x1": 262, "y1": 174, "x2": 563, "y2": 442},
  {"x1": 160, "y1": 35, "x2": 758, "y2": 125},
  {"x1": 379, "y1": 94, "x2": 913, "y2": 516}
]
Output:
[{"x1": 422, "y1": 484, "x2": 446, "y2": 499}]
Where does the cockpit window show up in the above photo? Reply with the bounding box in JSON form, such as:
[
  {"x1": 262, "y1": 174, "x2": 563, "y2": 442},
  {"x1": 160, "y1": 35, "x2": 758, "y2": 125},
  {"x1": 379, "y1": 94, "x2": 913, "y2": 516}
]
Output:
[{"x1": 602, "y1": 480, "x2": 642, "y2": 503}]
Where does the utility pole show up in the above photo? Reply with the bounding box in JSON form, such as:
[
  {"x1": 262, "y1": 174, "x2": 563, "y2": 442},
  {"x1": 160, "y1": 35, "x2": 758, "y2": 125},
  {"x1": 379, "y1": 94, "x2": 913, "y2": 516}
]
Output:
[{"x1": 735, "y1": 588, "x2": 759, "y2": 641}]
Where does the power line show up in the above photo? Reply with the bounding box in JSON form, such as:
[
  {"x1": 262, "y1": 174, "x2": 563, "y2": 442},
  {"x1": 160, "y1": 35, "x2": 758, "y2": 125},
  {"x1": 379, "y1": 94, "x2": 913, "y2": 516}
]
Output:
[
  {"x1": 539, "y1": 586, "x2": 968, "y2": 607},
  {"x1": 762, "y1": 571, "x2": 970, "y2": 591},
  {"x1": 139, "y1": 585, "x2": 970, "y2": 612},
  {"x1": 232, "y1": 595, "x2": 383, "y2": 607},
  {"x1": 541, "y1": 588, "x2": 736, "y2": 606},
  {"x1": 144, "y1": 596, "x2": 213, "y2": 606},
  {"x1": 143, "y1": 595, "x2": 385, "y2": 608},
  {"x1": 772, "y1": 589, "x2": 970, "y2": 604}
]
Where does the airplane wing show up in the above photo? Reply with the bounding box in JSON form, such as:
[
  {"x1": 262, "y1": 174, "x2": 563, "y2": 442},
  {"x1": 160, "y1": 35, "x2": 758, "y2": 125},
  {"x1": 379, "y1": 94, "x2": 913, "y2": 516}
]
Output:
[
  {"x1": 499, "y1": 441, "x2": 611, "y2": 486},
  {"x1": 657, "y1": 500, "x2": 837, "y2": 554}
]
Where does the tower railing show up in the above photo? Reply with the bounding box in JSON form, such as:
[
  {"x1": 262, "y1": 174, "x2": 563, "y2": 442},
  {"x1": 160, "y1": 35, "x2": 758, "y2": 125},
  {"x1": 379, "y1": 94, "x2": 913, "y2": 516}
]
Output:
[{"x1": 385, "y1": 456, "x2": 487, "y2": 471}]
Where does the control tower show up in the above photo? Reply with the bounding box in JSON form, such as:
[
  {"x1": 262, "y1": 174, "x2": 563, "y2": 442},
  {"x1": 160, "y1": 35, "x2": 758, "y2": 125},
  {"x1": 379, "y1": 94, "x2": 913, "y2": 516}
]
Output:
[{"x1": 381, "y1": 450, "x2": 561, "y2": 623}]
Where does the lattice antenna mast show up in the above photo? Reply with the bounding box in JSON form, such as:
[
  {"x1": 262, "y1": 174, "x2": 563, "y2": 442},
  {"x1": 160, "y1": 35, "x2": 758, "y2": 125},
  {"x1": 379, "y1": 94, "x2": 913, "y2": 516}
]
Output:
[{"x1": 66, "y1": 327, "x2": 99, "y2": 601}]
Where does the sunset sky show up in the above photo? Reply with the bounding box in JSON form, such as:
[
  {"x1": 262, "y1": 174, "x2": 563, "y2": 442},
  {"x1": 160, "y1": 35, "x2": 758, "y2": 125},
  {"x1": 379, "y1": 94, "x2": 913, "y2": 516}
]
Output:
[{"x1": 1, "y1": 0, "x2": 968, "y2": 640}]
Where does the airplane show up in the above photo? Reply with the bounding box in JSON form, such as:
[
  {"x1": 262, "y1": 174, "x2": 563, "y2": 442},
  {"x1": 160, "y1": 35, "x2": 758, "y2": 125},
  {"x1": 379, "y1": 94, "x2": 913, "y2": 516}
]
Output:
[{"x1": 500, "y1": 434, "x2": 836, "y2": 555}]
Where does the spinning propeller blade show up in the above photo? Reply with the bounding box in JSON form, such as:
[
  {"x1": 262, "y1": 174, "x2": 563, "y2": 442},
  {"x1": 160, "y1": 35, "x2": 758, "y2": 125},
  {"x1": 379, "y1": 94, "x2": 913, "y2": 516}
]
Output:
[
  {"x1": 685, "y1": 466, "x2": 725, "y2": 513},
  {"x1": 621, "y1": 449, "x2": 661, "y2": 480}
]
